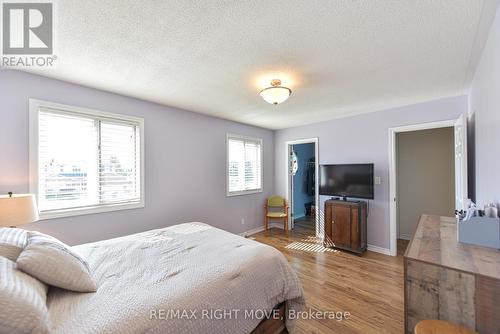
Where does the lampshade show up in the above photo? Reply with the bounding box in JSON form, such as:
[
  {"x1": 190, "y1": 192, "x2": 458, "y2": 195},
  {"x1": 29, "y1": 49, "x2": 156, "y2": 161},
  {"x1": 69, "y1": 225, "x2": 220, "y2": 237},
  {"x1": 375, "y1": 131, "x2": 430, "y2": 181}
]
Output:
[
  {"x1": 259, "y1": 79, "x2": 292, "y2": 105},
  {"x1": 0, "y1": 193, "x2": 39, "y2": 227}
]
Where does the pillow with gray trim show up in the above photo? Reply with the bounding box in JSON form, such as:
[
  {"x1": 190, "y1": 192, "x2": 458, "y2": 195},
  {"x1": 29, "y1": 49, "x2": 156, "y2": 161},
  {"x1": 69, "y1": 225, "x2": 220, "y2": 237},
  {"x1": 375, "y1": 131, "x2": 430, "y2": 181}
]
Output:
[
  {"x1": 17, "y1": 231, "x2": 97, "y2": 292},
  {"x1": 0, "y1": 256, "x2": 50, "y2": 334},
  {"x1": 0, "y1": 227, "x2": 28, "y2": 261}
]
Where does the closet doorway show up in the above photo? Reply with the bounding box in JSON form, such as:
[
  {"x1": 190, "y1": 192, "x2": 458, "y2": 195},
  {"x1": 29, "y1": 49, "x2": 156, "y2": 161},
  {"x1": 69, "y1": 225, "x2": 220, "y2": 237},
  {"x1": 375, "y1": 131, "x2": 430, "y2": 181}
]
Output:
[
  {"x1": 388, "y1": 116, "x2": 468, "y2": 256},
  {"x1": 285, "y1": 138, "x2": 319, "y2": 235},
  {"x1": 396, "y1": 127, "x2": 455, "y2": 243}
]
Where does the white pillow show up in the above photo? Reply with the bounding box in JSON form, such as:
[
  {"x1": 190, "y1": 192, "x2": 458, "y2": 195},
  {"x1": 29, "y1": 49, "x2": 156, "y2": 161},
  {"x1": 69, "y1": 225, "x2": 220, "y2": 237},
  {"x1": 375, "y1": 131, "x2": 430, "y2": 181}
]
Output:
[
  {"x1": 0, "y1": 227, "x2": 28, "y2": 261},
  {"x1": 17, "y1": 231, "x2": 97, "y2": 293},
  {"x1": 0, "y1": 256, "x2": 50, "y2": 334}
]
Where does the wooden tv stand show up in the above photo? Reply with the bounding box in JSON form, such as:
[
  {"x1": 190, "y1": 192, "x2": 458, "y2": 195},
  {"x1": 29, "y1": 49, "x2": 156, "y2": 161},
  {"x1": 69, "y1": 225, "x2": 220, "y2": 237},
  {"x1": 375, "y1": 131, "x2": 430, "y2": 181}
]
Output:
[{"x1": 323, "y1": 199, "x2": 367, "y2": 254}]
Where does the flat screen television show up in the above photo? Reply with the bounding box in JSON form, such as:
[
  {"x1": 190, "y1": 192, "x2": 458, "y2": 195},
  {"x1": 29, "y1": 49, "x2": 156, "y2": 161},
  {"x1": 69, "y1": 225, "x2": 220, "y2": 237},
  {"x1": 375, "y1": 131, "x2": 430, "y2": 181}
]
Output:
[{"x1": 319, "y1": 164, "x2": 374, "y2": 199}]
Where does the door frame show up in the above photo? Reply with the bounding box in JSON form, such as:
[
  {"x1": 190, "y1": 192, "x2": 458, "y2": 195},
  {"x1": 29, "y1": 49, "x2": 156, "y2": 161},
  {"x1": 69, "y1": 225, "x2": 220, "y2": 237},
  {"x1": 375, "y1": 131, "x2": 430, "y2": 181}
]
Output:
[
  {"x1": 285, "y1": 138, "x2": 319, "y2": 236},
  {"x1": 388, "y1": 119, "x2": 457, "y2": 256}
]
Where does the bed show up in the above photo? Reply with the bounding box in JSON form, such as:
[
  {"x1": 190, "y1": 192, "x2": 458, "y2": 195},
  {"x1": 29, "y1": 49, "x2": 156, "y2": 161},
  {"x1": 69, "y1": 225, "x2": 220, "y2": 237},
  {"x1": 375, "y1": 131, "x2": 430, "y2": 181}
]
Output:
[{"x1": 46, "y1": 223, "x2": 305, "y2": 333}]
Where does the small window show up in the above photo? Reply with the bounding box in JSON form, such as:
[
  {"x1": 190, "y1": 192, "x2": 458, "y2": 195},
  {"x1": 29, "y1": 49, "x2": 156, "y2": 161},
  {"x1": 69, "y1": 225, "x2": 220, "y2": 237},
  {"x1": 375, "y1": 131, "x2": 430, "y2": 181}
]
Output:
[
  {"x1": 226, "y1": 134, "x2": 263, "y2": 196},
  {"x1": 29, "y1": 99, "x2": 144, "y2": 219}
]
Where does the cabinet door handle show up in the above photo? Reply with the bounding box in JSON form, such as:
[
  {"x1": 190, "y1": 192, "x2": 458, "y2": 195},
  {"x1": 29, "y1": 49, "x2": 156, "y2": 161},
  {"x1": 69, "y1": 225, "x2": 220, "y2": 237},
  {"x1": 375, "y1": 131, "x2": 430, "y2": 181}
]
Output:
[{"x1": 332, "y1": 220, "x2": 335, "y2": 224}]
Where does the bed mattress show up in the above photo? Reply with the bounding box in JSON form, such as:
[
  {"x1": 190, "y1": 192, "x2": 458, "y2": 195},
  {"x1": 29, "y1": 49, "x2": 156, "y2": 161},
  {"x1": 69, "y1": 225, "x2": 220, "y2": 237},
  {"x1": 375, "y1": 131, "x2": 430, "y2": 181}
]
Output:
[{"x1": 46, "y1": 223, "x2": 305, "y2": 333}]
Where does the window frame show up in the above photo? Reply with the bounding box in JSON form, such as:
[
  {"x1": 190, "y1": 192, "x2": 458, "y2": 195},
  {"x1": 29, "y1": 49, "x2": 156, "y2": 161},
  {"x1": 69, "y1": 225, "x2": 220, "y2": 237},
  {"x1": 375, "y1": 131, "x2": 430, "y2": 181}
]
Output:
[
  {"x1": 225, "y1": 133, "x2": 263, "y2": 197},
  {"x1": 29, "y1": 98, "x2": 145, "y2": 220}
]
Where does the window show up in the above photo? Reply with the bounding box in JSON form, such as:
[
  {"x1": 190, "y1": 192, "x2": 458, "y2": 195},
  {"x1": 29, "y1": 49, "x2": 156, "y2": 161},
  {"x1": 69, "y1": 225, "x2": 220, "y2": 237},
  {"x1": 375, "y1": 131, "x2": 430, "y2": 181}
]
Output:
[
  {"x1": 29, "y1": 99, "x2": 144, "y2": 219},
  {"x1": 226, "y1": 134, "x2": 263, "y2": 196}
]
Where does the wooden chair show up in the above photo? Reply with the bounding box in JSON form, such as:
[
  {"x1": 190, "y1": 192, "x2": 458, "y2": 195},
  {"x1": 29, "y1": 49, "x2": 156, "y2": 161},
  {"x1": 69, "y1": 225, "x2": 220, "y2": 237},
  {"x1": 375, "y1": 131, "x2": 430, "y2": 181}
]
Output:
[
  {"x1": 414, "y1": 320, "x2": 478, "y2": 334},
  {"x1": 264, "y1": 196, "x2": 289, "y2": 231}
]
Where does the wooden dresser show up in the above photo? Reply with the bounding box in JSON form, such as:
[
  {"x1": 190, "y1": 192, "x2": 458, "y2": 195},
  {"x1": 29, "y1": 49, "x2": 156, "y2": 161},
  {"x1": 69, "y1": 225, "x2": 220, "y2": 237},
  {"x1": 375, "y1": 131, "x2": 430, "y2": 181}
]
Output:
[
  {"x1": 323, "y1": 199, "x2": 367, "y2": 254},
  {"x1": 404, "y1": 215, "x2": 500, "y2": 334}
]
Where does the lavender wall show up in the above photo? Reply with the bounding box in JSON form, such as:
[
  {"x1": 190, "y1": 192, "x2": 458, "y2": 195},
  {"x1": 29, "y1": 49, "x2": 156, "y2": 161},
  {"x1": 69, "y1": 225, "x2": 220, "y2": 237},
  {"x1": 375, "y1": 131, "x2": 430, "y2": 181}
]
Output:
[
  {"x1": 0, "y1": 70, "x2": 274, "y2": 245},
  {"x1": 274, "y1": 96, "x2": 467, "y2": 249},
  {"x1": 470, "y1": 6, "x2": 500, "y2": 208}
]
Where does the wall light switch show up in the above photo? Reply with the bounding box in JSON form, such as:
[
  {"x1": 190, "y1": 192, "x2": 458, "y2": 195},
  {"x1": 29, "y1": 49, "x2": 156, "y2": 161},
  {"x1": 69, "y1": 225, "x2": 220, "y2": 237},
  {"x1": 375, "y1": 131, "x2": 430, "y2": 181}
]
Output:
[{"x1": 375, "y1": 176, "x2": 381, "y2": 185}]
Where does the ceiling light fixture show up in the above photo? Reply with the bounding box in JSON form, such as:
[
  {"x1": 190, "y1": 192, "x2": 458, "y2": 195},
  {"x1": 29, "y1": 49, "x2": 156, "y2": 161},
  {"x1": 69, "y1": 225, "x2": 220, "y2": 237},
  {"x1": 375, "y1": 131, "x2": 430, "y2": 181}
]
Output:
[{"x1": 259, "y1": 79, "x2": 292, "y2": 105}]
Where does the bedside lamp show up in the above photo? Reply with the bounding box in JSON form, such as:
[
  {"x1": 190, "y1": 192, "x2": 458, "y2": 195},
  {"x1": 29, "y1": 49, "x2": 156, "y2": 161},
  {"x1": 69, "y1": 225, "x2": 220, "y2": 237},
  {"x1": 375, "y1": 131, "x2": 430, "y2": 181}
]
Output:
[{"x1": 0, "y1": 192, "x2": 39, "y2": 227}]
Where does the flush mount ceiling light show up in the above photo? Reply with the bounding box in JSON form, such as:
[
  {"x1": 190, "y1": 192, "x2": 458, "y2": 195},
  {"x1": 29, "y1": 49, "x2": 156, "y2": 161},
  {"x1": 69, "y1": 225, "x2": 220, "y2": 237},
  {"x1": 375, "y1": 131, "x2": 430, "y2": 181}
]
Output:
[{"x1": 259, "y1": 79, "x2": 292, "y2": 105}]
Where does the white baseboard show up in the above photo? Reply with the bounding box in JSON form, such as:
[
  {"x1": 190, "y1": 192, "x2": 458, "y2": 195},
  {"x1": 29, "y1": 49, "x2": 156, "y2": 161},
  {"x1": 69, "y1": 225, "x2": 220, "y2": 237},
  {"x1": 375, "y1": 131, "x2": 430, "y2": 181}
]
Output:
[
  {"x1": 367, "y1": 244, "x2": 392, "y2": 256},
  {"x1": 238, "y1": 225, "x2": 264, "y2": 237},
  {"x1": 239, "y1": 223, "x2": 283, "y2": 237},
  {"x1": 398, "y1": 233, "x2": 411, "y2": 241},
  {"x1": 293, "y1": 214, "x2": 305, "y2": 220}
]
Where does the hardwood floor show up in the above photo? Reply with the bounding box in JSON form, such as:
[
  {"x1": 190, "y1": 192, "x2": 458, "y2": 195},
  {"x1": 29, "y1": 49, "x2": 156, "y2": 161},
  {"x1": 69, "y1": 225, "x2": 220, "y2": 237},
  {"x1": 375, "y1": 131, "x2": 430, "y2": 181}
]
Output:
[
  {"x1": 252, "y1": 224, "x2": 404, "y2": 334},
  {"x1": 293, "y1": 216, "x2": 316, "y2": 231}
]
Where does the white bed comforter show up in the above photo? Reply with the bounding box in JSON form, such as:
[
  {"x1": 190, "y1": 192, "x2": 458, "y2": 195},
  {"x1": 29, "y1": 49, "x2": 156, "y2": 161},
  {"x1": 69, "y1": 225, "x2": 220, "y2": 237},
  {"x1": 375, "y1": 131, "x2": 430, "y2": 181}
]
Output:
[{"x1": 46, "y1": 223, "x2": 305, "y2": 334}]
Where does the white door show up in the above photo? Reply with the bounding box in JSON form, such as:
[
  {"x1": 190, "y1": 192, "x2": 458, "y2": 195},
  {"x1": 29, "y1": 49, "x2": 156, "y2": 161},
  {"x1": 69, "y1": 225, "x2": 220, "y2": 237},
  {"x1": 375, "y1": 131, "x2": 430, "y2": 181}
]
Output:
[{"x1": 454, "y1": 114, "x2": 468, "y2": 211}]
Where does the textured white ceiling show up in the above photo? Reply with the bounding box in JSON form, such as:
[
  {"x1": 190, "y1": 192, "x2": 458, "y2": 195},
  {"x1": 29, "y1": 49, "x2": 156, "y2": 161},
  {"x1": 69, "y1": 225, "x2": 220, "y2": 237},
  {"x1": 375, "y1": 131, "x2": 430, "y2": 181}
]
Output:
[{"x1": 23, "y1": 0, "x2": 499, "y2": 129}]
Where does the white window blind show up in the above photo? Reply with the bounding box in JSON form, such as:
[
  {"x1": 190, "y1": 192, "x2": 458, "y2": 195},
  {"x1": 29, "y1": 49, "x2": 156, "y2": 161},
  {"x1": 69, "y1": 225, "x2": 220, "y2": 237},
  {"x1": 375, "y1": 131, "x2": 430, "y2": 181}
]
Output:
[
  {"x1": 36, "y1": 106, "x2": 142, "y2": 215},
  {"x1": 227, "y1": 134, "x2": 262, "y2": 195}
]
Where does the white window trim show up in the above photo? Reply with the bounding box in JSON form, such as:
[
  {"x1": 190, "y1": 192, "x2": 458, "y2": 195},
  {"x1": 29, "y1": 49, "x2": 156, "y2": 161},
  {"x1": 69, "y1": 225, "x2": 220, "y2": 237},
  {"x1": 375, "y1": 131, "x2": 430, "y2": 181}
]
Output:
[
  {"x1": 29, "y1": 98, "x2": 145, "y2": 220},
  {"x1": 226, "y1": 133, "x2": 263, "y2": 197}
]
